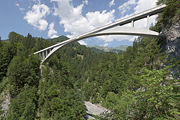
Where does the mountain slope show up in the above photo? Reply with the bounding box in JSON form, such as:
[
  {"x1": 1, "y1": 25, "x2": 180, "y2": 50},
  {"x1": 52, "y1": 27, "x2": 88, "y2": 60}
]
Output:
[{"x1": 90, "y1": 45, "x2": 128, "y2": 53}]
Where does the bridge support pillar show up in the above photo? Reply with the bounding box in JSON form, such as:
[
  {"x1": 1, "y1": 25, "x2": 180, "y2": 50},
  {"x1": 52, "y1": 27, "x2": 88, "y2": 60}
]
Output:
[
  {"x1": 45, "y1": 50, "x2": 48, "y2": 58},
  {"x1": 131, "y1": 20, "x2": 134, "y2": 27},
  {"x1": 147, "y1": 15, "x2": 149, "y2": 29},
  {"x1": 42, "y1": 52, "x2": 45, "y2": 60}
]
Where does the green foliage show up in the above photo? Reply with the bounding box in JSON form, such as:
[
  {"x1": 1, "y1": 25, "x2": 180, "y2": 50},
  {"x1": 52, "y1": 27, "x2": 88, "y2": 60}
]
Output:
[
  {"x1": 83, "y1": 34, "x2": 179, "y2": 119},
  {"x1": 7, "y1": 54, "x2": 40, "y2": 97},
  {"x1": 51, "y1": 35, "x2": 69, "y2": 43},
  {"x1": 0, "y1": 42, "x2": 16, "y2": 81},
  {"x1": 1, "y1": 5, "x2": 180, "y2": 118},
  {"x1": 38, "y1": 64, "x2": 86, "y2": 120},
  {"x1": 8, "y1": 32, "x2": 24, "y2": 46},
  {"x1": 1, "y1": 32, "x2": 92, "y2": 119},
  {"x1": 19, "y1": 100, "x2": 36, "y2": 120},
  {"x1": 131, "y1": 67, "x2": 179, "y2": 119},
  {"x1": 158, "y1": 0, "x2": 180, "y2": 27},
  {"x1": 40, "y1": 91, "x2": 86, "y2": 120},
  {"x1": 7, "y1": 87, "x2": 38, "y2": 120}
]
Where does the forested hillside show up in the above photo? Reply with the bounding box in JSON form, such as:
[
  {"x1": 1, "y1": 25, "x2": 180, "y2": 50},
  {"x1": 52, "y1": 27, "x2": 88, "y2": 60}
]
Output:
[
  {"x1": 0, "y1": 0, "x2": 180, "y2": 119},
  {"x1": 90, "y1": 45, "x2": 128, "y2": 53}
]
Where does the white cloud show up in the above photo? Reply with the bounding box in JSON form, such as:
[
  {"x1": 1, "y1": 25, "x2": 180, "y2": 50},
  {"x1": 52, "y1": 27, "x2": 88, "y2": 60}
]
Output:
[
  {"x1": 134, "y1": 0, "x2": 158, "y2": 13},
  {"x1": 16, "y1": 3, "x2": 20, "y2": 7},
  {"x1": 118, "y1": 0, "x2": 158, "y2": 29},
  {"x1": 48, "y1": 22, "x2": 58, "y2": 38},
  {"x1": 86, "y1": 10, "x2": 115, "y2": 28},
  {"x1": 51, "y1": 0, "x2": 90, "y2": 36},
  {"x1": 83, "y1": 0, "x2": 88, "y2": 5},
  {"x1": 39, "y1": 19, "x2": 48, "y2": 30},
  {"x1": 129, "y1": 36, "x2": 138, "y2": 41},
  {"x1": 24, "y1": 4, "x2": 50, "y2": 30},
  {"x1": 32, "y1": 0, "x2": 41, "y2": 4},
  {"x1": 109, "y1": 0, "x2": 115, "y2": 7},
  {"x1": 19, "y1": 8, "x2": 25, "y2": 11},
  {"x1": 17, "y1": 0, "x2": 160, "y2": 46},
  {"x1": 43, "y1": 0, "x2": 157, "y2": 45},
  {"x1": 134, "y1": 0, "x2": 158, "y2": 29},
  {"x1": 118, "y1": 0, "x2": 136, "y2": 16},
  {"x1": 16, "y1": 2, "x2": 25, "y2": 11},
  {"x1": 51, "y1": 0, "x2": 154, "y2": 45},
  {"x1": 116, "y1": 0, "x2": 159, "y2": 43},
  {"x1": 78, "y1": 40, "x2": 87, "y2": 45},
  {"x1": 51, "y1": 0, "x2": 115, "y2": 39},
  {"x1": 97, "y1": 35, "x2": 136, "y2": 42}
]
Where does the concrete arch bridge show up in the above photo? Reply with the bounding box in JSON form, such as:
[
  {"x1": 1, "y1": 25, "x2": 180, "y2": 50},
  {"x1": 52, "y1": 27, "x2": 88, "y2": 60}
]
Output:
[{"x1": 34, "y1": 4, "x2": 166, "y2": 64}]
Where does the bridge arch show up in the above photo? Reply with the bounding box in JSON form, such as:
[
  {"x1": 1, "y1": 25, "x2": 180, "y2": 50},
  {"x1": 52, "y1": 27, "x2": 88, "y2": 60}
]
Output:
[{"x1": 34, "y1": 4, "x2": 166, "y2": 64}]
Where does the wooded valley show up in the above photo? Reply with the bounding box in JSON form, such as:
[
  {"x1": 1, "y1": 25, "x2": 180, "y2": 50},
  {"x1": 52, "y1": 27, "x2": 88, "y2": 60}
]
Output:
[{"x1": 0, "y1": 0, "x2": 180, "y2": 119}]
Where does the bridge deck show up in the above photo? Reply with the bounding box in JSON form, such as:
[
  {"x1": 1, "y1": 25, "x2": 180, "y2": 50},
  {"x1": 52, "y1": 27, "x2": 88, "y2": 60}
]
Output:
[{"x1": 34, "y1": 4, "x2": 167, "y2": 63}]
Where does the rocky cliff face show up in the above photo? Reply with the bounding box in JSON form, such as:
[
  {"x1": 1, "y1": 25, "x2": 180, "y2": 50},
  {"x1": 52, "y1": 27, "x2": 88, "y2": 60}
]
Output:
[
  {"x1": 162, "y1": 19, "x2": 180, "y2": 78},
  {"x1": 0, "y1": 91, "x2": 10, "y2": 118},
  {"x1": 162, "y1": 20, "x2": 180, "y2": 58}
]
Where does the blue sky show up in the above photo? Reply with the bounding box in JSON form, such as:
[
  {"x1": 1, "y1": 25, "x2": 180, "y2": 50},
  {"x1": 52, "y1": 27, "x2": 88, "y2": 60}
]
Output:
[{"x1": 0, "y1": 0, "x2": 158, "y2": 47}]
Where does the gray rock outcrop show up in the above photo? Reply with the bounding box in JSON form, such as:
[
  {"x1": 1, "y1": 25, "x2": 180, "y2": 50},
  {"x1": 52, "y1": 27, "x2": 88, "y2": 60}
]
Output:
[
  {"x1": 162, "y1": 19, "x2": 180, "y2": 78},
  {"x1": 162, "y1": 20, "x2": 180, "y2": 58}
]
